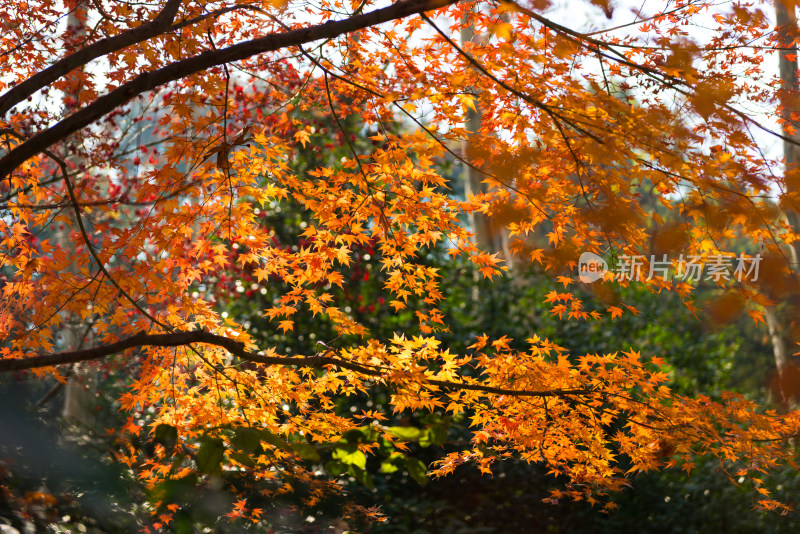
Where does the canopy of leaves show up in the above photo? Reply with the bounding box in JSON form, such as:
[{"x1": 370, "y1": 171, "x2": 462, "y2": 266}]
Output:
[{"x1": 2, "y1": 0, "x2": 800, "y2": 528}]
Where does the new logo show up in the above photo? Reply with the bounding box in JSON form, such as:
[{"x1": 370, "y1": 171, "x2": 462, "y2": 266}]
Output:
[{"x1": 578, "y1": 252, "x2": 608, "y2": 283}]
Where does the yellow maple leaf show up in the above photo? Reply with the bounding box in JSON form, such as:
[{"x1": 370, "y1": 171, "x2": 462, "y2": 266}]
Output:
[{"x1": 294, "y1": 129, "x2": 311, "y2": 148}]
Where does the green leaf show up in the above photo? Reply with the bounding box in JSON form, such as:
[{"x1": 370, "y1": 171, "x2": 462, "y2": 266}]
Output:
[
  {"x1": 325, "y1": 460, "x2": 346, "y2": 477},
  {"x1": 378, "y1": 437, "x2": 396, "y2": 456},
  {"x1": 332, "y1": 446, "x2": 367, "y2": 469},
  {"x1": 387, "y1": 426, "x2": 423, "y2": 441},
  {"x1": 291, "y1": 443, "x2": 321, "y2": 462},
  {"x1": 405, "y1": 457, "x2": 428, "y2": 486},
  {"x1": 341, "y1": 426, "x2": 378, "y2": 444},
  {"x1": 229, "y1": 452, "x2": 256, "y2": 468},
  {"x1": 168, "y1": 452, "x2": 187, "y2": 475},
  {"x1": 258, "y1": 429, "x2": 291, "y2": 451},
  {"x1": 196, "y1": 438, "x2": 225, "y2": 475},
  {"x1": 230, "y1": 427, "x2": 262, "y2": 454},
  {"x1": 380, "y1": 460, "x2": 400, "y2": 474},
  {"x1": 158, "y1": 474, "x2": 197, "y2": 503},
  {"x1": 429, "y1": 424, "x2": 448, "y2": 445},
  {"x1": 351, "y1": 466, "x2": 375, "y2": 489}
]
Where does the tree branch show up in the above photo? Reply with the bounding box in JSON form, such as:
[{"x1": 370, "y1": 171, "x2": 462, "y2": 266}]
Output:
[
  {"x1": 0, "y1": 0, "x2": 458, "y2": 179},
  {"x1": 0, "y1": 0, "x2": 184, "y2": 117},
  {"x1": 0, "y1": 330, "x2": 594, "y2": 399}
]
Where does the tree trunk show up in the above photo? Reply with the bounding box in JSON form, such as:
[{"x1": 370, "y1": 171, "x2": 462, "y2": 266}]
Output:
[
  {"x1": 767, "y1": 1, "x2": 800, "y2": 406},
  {"x1": 460, "y1": 19, "x2": 508, "y2": 258},
  {"x1": 60, "y1": 5, "x2": 96, "y2": 427}
]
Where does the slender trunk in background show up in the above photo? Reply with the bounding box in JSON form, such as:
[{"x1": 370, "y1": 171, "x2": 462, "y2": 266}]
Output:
[
  {"x1": 60, "y1": 5, "x2": 96, "y2": 427},
  {"x1": 460, "y1": 20, "x2": 508, "y2": 258},
  {"x1": 768, "y1": 1, "x2": 800, "y2": 406},
  {"x1": 776, "y1": 1, "x2": 800, "y2": 253}
]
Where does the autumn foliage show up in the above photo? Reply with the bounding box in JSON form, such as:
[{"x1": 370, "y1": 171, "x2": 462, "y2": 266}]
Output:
[{"x1": 3, "y1": 0, "x2": 800, "y2": 525}]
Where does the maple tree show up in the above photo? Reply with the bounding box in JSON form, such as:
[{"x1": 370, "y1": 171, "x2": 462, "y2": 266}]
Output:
[{"x1": 5, "y1": 0, "x2": 800, "y2": 527}]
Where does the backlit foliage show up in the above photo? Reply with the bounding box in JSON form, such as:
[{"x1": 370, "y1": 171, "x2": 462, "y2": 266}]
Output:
[{"x1": 2, "y1": 0, "x2": 800, "y2": 524}]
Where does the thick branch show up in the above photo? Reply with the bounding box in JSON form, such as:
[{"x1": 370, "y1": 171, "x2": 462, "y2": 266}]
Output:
[
  {"x1": 0, "y1": 330, "x2": 593, "y2": 399},
  {"x1": 0, "y1": 0, "x2": 184, "y2": 117},
  {"x1": 0, "y1": 0, "x2": 457, "y2": 179}
]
